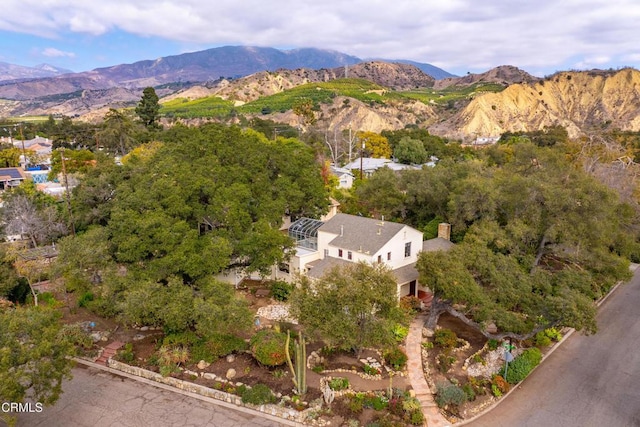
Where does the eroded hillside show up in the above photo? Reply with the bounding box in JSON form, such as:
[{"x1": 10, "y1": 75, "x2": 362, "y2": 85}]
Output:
[{"x1": 431, "y1": 68, "x2": 640, "y2": 140}]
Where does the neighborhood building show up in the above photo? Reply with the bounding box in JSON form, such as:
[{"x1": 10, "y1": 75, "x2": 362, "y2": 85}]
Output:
[
  {"x1": 342, "y1": 157, "x2": 437, "y2": 178},
  {"x1": 278, "y1": 213, "x2": 454, "y2": 299},
  {"x1": 329, "y1": 165, "x2": 355, "y2": 189},
  {"x1": 0, "y1": 167, "x2": 27, "y2": 190}
]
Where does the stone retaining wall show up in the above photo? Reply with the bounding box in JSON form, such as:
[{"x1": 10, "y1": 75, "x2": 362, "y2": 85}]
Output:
[{"x1": 107, "y1": 359, "x2": 313, "y2": 424}]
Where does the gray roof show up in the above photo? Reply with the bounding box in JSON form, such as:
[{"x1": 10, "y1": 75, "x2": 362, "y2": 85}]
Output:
[
  {"x1": 422, "y1": 237, "x2": 455, "y2": 252},
  {"x1": 319, "y1": 213, "x2": 407, "y2": 254},
  {"x1": 306, "y1": 257, "x2": 351, "y2": 278},
  {"x1": 392, "y1": 263, "x2": 419, "y2": 284}
]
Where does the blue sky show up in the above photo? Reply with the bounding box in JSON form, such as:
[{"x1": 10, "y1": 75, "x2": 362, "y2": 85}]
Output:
[{"x1": 1, "y1": 0, "x2": 639, "y2": 77}]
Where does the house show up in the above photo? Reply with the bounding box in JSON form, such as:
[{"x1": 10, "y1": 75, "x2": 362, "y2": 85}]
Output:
[
  {"x1": 329, "y1": 165, "x2": 354, "y2": 189},
  {"x1": 281, "y1": 213, "x2": 454, "y2": 299},
  {"x1": 0, "y1": 167, "x2": 26, "y2": 190},
  {"x1": 342, "y1": 157, "x2": 434, "y2": 177}
]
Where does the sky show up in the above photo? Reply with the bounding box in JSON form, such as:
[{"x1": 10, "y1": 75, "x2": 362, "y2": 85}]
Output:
[{"x1": 0, "y1": 0, "x2": 639, "y2": 77}]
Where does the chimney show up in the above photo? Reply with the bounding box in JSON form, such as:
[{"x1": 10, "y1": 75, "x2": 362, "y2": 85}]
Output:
[{"x1": 438, "y1": 223, "x2": 451, "y2": 241}]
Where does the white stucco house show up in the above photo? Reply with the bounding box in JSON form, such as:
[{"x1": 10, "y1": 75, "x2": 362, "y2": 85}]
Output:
[{"x1": 277, "y1": 213, "x2": 454, "y2": 299}]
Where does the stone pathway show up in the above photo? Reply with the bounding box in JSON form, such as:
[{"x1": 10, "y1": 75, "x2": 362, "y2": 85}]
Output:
[
  {"x1": 406, "y1": 313, "x2": 450, "y2": 427},
  {"x1": 96, "y1": 340, "x2": 124, "y2": 365}
]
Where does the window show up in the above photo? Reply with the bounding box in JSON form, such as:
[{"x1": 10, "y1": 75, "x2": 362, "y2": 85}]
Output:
[
  {"x1": 348, "y1": 251, "x2": 352, "y2": 260},
  {"x1": 339, "y1": 249, "x2": 343, "y2": 258},
  {"x1": 377, "y1": 255, "x2": 382, "y2": 263},
  {"x1": 324, "y1": 249, "x2": 329, "y2": 257},
  {"x1": 404, "y1": 242, "x2": 411, "y2": 258},
  {"x1": 387, "y1": 252, "x2": 391, "y2": 261}
]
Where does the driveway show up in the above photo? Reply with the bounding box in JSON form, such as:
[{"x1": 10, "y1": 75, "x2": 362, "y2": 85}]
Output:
[
  {"x1": 12, "y1": 364, "x2": 288, "y2": 427},
  {"x1": 467, "y1": 268, "x2": 640, "y2": 427}
]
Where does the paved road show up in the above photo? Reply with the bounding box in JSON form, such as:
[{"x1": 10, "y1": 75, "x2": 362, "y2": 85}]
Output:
[
  {"x1": 11, "y1": 364, "x2": 288, "y2": 427},
  {"x1": 467, "y1": 269, "x2": 640, "y2": 427}
]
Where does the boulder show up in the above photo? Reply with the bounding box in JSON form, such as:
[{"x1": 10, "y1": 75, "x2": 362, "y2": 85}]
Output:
[
  {"x1": 197, "y1": 360, "x2": 210, "y2": 370},
  {"x1": 226, "y1": 368, "x2": 237, "y2": 380},
  {"x1": 226, "y1": 354, "x2": 236, "y2": 363}
]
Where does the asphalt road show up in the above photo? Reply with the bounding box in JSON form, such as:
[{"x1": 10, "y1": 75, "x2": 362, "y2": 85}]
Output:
[
  {"x1": 10, "y1": 364, "x2": 288, "y2": 427},
  {"x1": 467, "y1": 268, "x2": 640, "y2": 427}
]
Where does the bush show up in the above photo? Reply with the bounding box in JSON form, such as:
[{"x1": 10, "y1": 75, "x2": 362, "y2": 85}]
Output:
[
  {"x1": 384, "y1": 347, "x2": 408, "y2": 370},
  {"x1": 437, "y1": 353, "x2": 456, "y2": 373},
  {"x1": 408, "y1": 410, "x2": 425, "y2": 426},
  {"x1": 240, "y1": 383, "x2": 276, "y2": 405},
  {"x1": 250, "y1": 329, "x2": 288, "y2": 366},
  {"x1": 491, "y1": 375, "x2": 510, "y2": 394},
  {"x1": 329, "y1": 377, "x2": 350, "y2": 391},
  {"x1": 461, "y1": 383, "x2": 476, "y2": 401},
  {"x1": 269, "y1": 281, "x2": 293, "y2": 301},
  {"x1": 78, "y1": 291, "x2": 94, "y2": 307},
  {"x1": 163, "y1": 331, "x2": 200, "y2": 347},
  {"x1": 206, "y1": 333, "x2": 248, "y2": 359},
  {"x1": 363, "y1": 364, "x2": 381, "y2": 375},
  {"x1": 399, "y1": 296, "x2": 421, "y2": 313},
  {"x1": 501, "y1": 347, "x2": 542, "y2": 384},
  {"x1": 487, "y1": 338, "x2": 499, "y2": 350},
  {"x1": 435, "y1": 382, "x2": 467, "y2": 408},
  {"x1": 59, "y1": 323, "x2": 94, "y2": 350},
  {"x1": 119, "y1": 343, "x2": 135, "y2": 363},
  {"x1": 348, "y1": 395, "x2": 364, "y2": 413},
  {"x1": 434, "y1": 328, "x2": 458, "y2": 349},
  {"x1": 391, "y1": 324, "x2": 409, "y2": 342},
  {"x1": 534, "y1": 331, "x2": 552, "y2": 347}
]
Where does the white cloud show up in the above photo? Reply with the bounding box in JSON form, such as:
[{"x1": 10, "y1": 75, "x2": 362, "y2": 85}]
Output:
[
  {"x1": 1, "y1": 0, "x2": 640, "y2": 74},
  {"x1": 42, "y1": 47, "x2": 75, "y2": 58}
]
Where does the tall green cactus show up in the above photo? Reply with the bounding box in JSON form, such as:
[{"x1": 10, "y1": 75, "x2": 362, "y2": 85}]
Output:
[{"x1": 285, "y1": 330, "x2": 307, "y2": 395}]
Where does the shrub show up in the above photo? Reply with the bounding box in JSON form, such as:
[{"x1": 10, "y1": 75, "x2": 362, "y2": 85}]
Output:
[
  {"x1": 206, "y1": 333, "x2": 248, "y2": 359},
  {"x1": 163, "y1": 331, "x2": 200, "y2": 347},
  {"x1": 491, "y1": 375, "x2": 510, "y2": 394},
  {"x1": 269, "y1": 281, "x2": 293, "y2": 301},
  {"x1": 119, "y1": 343, "x2": 135, "y2": 363},
  {"x1": 399, "y1": 295, "x2": 421, "y2": 313},
  {"x1": 502, "y1": 347, "x2": 542, "y2": 384},
  {"x1": 38, "y1": 292, "x2": 58, "y2": 306},
  {"x1": 59, "y1": 323, "x2": 94, "y2": 350},
  {"x1": 437, "y1": 353, "x2": 456, "y2": 373},
  {"x1": 401, "y1": 397, "x2": 421, "y2": 413},
  {"x1": 78, "y1": 291, "x2": 94, "y2": 308},
  {"x1": 250, "y1": 329, "x2": 288, "y2": 366},
  {"x1": 348, "y1": 395, "x2": 364, "y2": 413},
  {"x1": 434, "y1": 329, "x2": 458, "y2": 349},
  {"x1": 365, "y1": 395, "x2": 388, "y2": 411},
  {"x1": 329, "y1": 377, "x2": 350, "y2": 391},
  {"x1": 435, "y1": 382, "x2": 467, "y2": 408},
  {"x1": 461, "y1": 383, "x2": 476, "y2": 401},
  {"x1": 384, "y1": 347, "x2": 408, "y2": 370},
  {"x1": 408, "y1": 410, "x2": 425, "y2": 426},
  {"x1": 240, "y1": 383, "x2": 276, "y2": 405},
  {"x1": 534, "y1": 331, "x2": 552, "y2": 347},
  {"x1": 491, "y1": 383, "x2": 502, "y2": 397},
  {"x1": 487, "y1": 338, "x2": 499, "y2": 350},
  {"x1": 363, "y1": 364, "x2": 381, "y2": 375},
  {"x1": 544, "y1": 327, "x2": 563, "y2": 342},
  {"x1": 392, "y1": 324, "x2": 409, "y2": 342}
]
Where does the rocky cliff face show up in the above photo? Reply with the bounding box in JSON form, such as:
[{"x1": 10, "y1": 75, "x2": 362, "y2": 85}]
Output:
[
  {"x1": 431, "y1": 68, "x2": 640, "y2": 140},
  {"x1": 433, "y1": 65, "x2": 538, "y2": 90}
]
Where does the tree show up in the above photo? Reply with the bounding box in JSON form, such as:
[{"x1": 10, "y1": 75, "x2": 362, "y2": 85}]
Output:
[
  {"x1": 292, "y1": 97, "x2": 317, "y2": 126},
  {"x1": 2, "y1": 194, "x2": 67, "y2": 247},
  {"x1": 393, "y1": 137, "x2": 429, "y2": 164},
  {"x1": 415, "y1": 142, "x2": 635, "y2": 340},
  {"x1": 98, "y1": 109, "x2": 137, "y2": 156},
  {"x1": 0, "y1": 306, "x2": 75, "y2": 426},
  {"x1": 358, "y1": 131, "x2": 392, "y2": 159},
  {"x1": 290, "y1": 262, "x2": 405, "y2": 356},
  {"x1": 135, "y1": 87, "x2": 161, "y2": 129}
]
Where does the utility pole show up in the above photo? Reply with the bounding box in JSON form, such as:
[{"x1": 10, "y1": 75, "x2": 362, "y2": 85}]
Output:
[
  {"x1": 59, "y1": 148, "x2": 76, "y2": 236},
  {"x1": 360, "y1": 139, "x2": 365, "y2": 180},
  {"x1": 18, "y1": 124, "x2": 27, "y2": 169}
]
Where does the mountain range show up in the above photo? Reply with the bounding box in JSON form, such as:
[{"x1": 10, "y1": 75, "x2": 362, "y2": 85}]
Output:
[{"x1": 1, "y1": 46, "x2": 638, "y2": 141}]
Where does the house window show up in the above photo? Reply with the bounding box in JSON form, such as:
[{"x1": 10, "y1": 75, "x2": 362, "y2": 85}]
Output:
[
  {"x1": 324, "y1": 249, "x2": 329, "y2": 257},
  {"x1": 339, "y1": 249, "x2": 343, "y2": 258},
  {"x1": 387, "y1": 252, "x2": 391, "y2": 261},
  {"x1": 404, "y1": 242, "x2": 411, "y2": 258},
  {"x1": 377, "y1": 255, "x2": 382, "y2": 263},
  {"x1": 348, "y1": 251, "x2": 352, "y2": 260}
]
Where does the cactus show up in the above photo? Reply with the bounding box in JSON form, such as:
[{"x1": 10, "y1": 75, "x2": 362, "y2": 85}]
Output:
[{"x1": 285, "y1": 330, "x2": 307, "y2": 395}]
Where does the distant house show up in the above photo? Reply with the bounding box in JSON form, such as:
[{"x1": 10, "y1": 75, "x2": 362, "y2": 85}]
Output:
[
  {"x1": 280, "y1": 213, "x2": 454, "y2": 299},
  {"x1": 342, "y1": 157, "x2": 435, "y2": 177},
  {"x1": 329, "y1": 165, "x2": 354, "y2": 189},
  {"x1": 0, "y1": 167, "x2": 26, "y2": 190}
]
